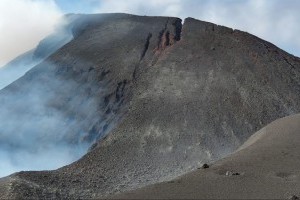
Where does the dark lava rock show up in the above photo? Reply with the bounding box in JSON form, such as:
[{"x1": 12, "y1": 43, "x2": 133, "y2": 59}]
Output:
[
  {"x1": 202, "y1": 164, "x2": 210, "y2": 169},
  {"x1": 290, "y1": 195, "x2": 299, "y2": 200},
  {"x1": 225, "y1": 171, "x2": 240, "y2": 176}
]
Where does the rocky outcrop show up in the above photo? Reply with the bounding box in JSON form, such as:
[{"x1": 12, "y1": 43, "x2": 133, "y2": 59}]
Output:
[{"x1": 0, "y1": 13, "x2": 300, "y2": 199}]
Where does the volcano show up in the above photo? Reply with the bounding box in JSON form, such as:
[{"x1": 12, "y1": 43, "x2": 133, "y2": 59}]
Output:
[{"x1": 0, "y1": 13, "x2": 300, "y2": 199}]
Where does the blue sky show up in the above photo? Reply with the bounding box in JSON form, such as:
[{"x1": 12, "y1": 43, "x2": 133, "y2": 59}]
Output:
[
  {"x1": 0, "y1": 0, "x2": 300, "y2": 66},
  {"x1": 55, "y1": 0, "x2": 98, "y2": 13}
]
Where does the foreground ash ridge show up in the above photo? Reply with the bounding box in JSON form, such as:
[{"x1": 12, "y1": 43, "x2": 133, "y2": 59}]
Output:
[
  {"x1": 0, "y1": 13, "x2": 300, "y2": 198},
  {"x1": 115, "y1": 114, "x2": 300, "y2": 199}
]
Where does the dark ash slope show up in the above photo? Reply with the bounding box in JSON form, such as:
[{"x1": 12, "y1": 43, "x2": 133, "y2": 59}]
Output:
[{"x1": 1, "y1": 13, "x2": 300, "y2": 199}]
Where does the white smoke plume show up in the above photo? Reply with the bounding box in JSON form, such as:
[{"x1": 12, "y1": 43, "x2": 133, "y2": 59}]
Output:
[
  {"x1": 0, "y1": 16, "x2": 74, "y2": 90},
  {"x1": 0, "y1": 59, "x2": 101, "y2": 177},
  {"x1": 0, "y1": 0, "x2": 62, "y2": 67}
]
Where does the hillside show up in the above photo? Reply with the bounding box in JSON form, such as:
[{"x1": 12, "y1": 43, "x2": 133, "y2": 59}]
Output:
[
  {"x1": 114, "y1": 114, "x2": 300, "y2": 199},
  {"x1": 0, "y1": 13, "x2": 300, "y2": 199}
]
